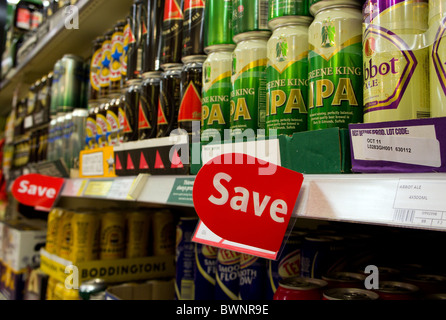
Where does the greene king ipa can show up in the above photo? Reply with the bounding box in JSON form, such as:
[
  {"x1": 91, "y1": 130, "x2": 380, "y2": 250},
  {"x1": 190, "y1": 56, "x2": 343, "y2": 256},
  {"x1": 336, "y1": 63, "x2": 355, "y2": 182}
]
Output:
[
  {"x1": 201, "y1": 45, "x2": 234, "y2": 142},
  {"x1": 194, "y1": 243, "x2": 217, "y2": 300},
  {"x1": 266, "y1": 16, "x2": 312, "y2": 136},
  {"x1": 232, "y1": 0, "x2": 269, "y2": 35},
  {"x1": 308, "y1": 1, "x2": 363, "y2": 130},
  {"x1": 430, "y1": 0, "x2": 446, "y2": 117},
  {"x1": 204, "y1": 0, "x2": 234, "y2": 48},
  {"x1": 268, "y1": 0, "x2": 310, "y2": 20},
  {"x1": 231, "y1": 31, "x2": 270, "y2": 136},
  {"x1": 363, "y1": 0, "x2": 429, "y2": 122}
]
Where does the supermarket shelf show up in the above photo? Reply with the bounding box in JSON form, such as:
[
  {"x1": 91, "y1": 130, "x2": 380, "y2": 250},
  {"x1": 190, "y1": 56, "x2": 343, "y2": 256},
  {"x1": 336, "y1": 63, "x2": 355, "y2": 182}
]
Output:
[
  {"x1": 59, "y1": 172, "x2": 446, "y2": 232},
  {"x1": 0, "y1": 0, "x2": 134, "y2": 115}
]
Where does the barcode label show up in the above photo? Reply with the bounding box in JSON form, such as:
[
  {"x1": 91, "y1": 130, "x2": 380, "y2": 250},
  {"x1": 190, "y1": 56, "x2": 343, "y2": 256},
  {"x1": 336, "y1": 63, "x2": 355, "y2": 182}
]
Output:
[
  {"x1": 417, "y1": 111, "x2": 431, "y2": 118},
  {"x1": 258, "y1": 0, "x2": 268, "y2": 29},
  {"x1": 180, "y1": 280, "x2": 195, "y2": 300},
  {"x1": 393, "y1": 209, "x2": 446, "y2": 229}
]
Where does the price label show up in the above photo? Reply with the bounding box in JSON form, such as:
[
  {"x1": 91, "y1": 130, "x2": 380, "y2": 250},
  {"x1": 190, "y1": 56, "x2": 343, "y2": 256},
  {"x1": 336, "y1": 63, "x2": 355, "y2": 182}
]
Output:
[
  {"x1": 83, "y1": 181, "x2": 113, "y2": 197},
  {"x1": 107, "y1": 178, "x2": 136, "y2": 200}
]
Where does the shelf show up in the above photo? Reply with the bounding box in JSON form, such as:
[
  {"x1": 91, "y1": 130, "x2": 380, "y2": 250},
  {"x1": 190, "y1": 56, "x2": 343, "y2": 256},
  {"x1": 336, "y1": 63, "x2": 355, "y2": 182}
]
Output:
[
  {"x1": 58, "y1": 172, "x2": 446, "y2": 232},
  {"x1": 0, "y1": 0, "x2": 134, "y2": 116}
]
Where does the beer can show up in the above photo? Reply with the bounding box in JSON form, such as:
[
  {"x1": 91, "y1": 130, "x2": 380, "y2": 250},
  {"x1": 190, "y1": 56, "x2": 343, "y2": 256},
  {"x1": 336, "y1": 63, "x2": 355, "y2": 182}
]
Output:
[
  {"x1": 300, "y1": 235, "x2": 343, "y2": 279},
  {"x1": 308, "y1": 3, "x2": 363, "y2": 130},
  {"x1": 71, "y1": 211, "x2": 100, "y2": 262},
  {"x1": 182, "y1": 0, "x2": 205, "y2": 57},
  {"x1": 363, "y1": 0, "x2": 430, "y2": 122},
  {"x1": 50, "y1": 59, "x2": 62, "y2": 116},
  {"x1": 106, "y1": 96, "x2": 123, "y2": 146},
  {"x1": 157, "y1": 65, "x2": 182, "y2": 137},
  {"x1": 57, "y1": 210, "x2": 74, "y2": 260},
  {"x1": 45, "y1": 208, "x2": 64, "y2": 254},
  {"x1": 79, "y1": 278, "x2": 108, "y2": 300},
  {"x1": 118, "y1": 93, "x2": 127, "y2": 145},
  {"x1": 99, "y1": 212, "x2": 126, "y2": 260},
  {"x1": 215, "y1": 249, "x2": 241, "y2": 300},
  {"x1": 139, "y1": 71, "x2": 161, "y2": 140},
  {"x1": 201, "y1": 45, "x2": 234, "y2": 142},
  {"x1": 70, "y1": 108, "x2": 88, "y2": 168},
  {"x1": 323, "y1": 288, "x2": 379, "y2": 300},
  {"x1": 62, "y1": 288, "x2": 80, "y2": 300},
  {"x1": 204, "y1": 0, "x2": 234, "y2": 48},
  {"x1": 63, "y1": 112, "x2": 74, "y2": 169},
  {"x1": 86, "y1": 103, "x2": 99, "y2": 149},
  {"x1": 161, "y1": 0, "x2": 185, "y2": 68},
  {"x1": 267, "y1": 230, "x2": 307, "y2": 299},
  {"x1": 268, "y1": 0, "x2": 310, "y2": 20},
  {"x1": 194, "y1": 243, "x2": 217, "y2": 300},
  {"x1": 429, "y1": 0, "x2": 446, "y2": 117},
  {"x1": 27, "y1": 82, "x2": 38, "y2": 117},
  {"x1": 266, "y1": 16, "x2": 312, "y2": 136},
  {"x1": 143, "y1": 0, "x2": 164, "y2": 72},
  {"x1": 273, "y1": 276, "x2": 327, "y2": 300},
  {"x1": 231, "y1": 31, "x2": 270, "y2": 136},
  {"x1": 53, "y1": 282, "x2": 66, "y2": 300},
  {"x1": 46, "y1": 118, "x2": 57, "y2": 160},
  {"x1": 98, "y1": 30, "x2": 113, "y2": 98},
  {"x1": 122, "y1": 17, "x2": 131, "y2": 79},
  {"x1": 58, "y1": 54, "x2": 85, "y2": 113},
  {"x1": 373, "y1": 281, "x2": 419, "y2": 300},
  {"x1": 123, "y1": 79, "x2": 142, "y2": 142},
  {"x1": 152, "y1": 209, "x2": 176, "y2": 256},
  {"x1": 232, "y1": 0, "x2": 269, "y2": 35},
  {"x1": 175, "y1": 217, "x2": 199, "y2": 300},
  {"x1": 179, "y1": 55, "x2": 206, "y2": 137},
  {"x1": 96, "y1": 101, "x2": 110, "y2": 148},
  {"x1": 402, "y1": 274, "x2": 446, "y2": 296},
  {"x1": 46, "y1": 277, "x2": 59, "y2": 300},
  {"x1": 89, "y1": 36, "x2": 104, "y2": 102},
  {"x1": 238, "y1": 253, "x2": 268, "y2": 300},
  {"x1": 110, "y1": 20, "x2": 127, "y2": 94},
  {"x1": 125, "y1": 211, "x2": 151, "y2": 258},
  {"x1": 322, "y1": 271, "x2": 366, "y2": 289},
  {"x1": 127, "y1": 0, "x2": 147, "y2": 80}
]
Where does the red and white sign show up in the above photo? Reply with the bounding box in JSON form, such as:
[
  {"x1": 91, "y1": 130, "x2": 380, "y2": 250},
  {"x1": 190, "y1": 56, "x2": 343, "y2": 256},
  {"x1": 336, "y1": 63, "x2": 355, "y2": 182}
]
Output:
[
  {"x1": 192, "y1": 153, "x2": 304, "y2": 260},
  {"x1": 11, "y1": 174, "x2": 65, "y2": 211}
]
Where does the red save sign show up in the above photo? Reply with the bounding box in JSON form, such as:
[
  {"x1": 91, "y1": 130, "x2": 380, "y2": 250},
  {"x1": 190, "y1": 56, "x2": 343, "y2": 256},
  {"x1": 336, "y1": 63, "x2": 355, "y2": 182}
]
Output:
[
  {"x1": 12, "y1": 174, "x2": 65, "y2": 211},
  {"x1": 193, "y1": 153, "x2": 304, "y2": 253}
]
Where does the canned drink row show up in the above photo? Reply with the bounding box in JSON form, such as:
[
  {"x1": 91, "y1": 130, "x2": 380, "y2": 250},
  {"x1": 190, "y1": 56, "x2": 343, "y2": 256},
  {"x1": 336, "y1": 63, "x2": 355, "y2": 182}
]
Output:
[{"x1": 45, "y1": 208, "x2": 176, "y2": 263}]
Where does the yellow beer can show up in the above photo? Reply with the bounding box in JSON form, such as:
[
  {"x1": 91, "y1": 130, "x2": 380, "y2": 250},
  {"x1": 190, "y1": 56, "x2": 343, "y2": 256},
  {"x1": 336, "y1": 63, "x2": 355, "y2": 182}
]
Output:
[
  {"x1": 57, "y1": 210, "x2": 75, "y2": 261},
  {"x1": 152, "y1": 209, "x2": 176, "y2": 256},
  {"x1": 63, "y1": 288, "x2": 80, "y2": 300},
  {"x1": 125, "y1": 211, "x2": 151, "y2": 258},
  {"x1": 45, "y1": 208, "x2": 64, "y2": 254},
  {"x1": 46, "y1": 277, "x2": 59, "y2": 300},
  {"x1": 100, "y1": 211, "x2": 126, "y2": 260},
  {"x1": 72, "y1": 211, "x2": 101, "y2": 262},
  {"x1": 53, "y1": 282, "x2": 66, "y2": 300}
]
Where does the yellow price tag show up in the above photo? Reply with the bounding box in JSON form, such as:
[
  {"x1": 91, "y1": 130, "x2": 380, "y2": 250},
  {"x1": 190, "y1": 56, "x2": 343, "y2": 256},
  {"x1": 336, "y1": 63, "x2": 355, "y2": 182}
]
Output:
[{"x1": 83, "y1": 181, "x2": 113, "y2": 197}]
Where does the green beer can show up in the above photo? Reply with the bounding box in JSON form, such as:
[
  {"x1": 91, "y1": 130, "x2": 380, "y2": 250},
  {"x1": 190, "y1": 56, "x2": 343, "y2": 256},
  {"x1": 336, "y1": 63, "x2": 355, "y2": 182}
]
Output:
[
  {"x1": 233, "y1": 0, "x2": 269, "y2": 36},
  {"x1": 231, "y1": 31, "x2": 270, "y2": 136},
  {"x1": 201, "y1": 44, "x2": 235, "y2": 142},
  {"x1": 50, "y1": 59, "x2": 63, "y2": 116},
  {"x1": 308, "y1": 3, "x2": 363, "y2": 130},
  {"x1": 266, "y1": 16, "x2": 312, "y2": 136},
  {"x1": 204, "y1": 0, "x2": 235, "y2": 48},
  {"x1": 58, "y1": 54, "x2": 85, "y2": 114},
  {"x1": 268, "y1": 0, "x2": 310, "y2": 20}
]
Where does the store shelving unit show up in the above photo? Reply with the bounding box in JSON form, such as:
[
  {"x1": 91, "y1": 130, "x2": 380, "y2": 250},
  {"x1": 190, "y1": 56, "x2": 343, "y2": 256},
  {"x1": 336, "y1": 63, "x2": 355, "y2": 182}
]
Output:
[{"x1": 0, "y1": 0, "x2": 134, "y2": 116}]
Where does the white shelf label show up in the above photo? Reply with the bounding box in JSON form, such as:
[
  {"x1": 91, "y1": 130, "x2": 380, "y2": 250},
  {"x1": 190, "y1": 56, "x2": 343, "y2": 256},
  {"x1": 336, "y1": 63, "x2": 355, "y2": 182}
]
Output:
[
  {"x1": 81, "y1": 151, "x2": 104, "y2": 176},
  {"x1": 393, "y1": 179, "x2": 446, "y2": 228},
  {"x1": 107, "y1": 178, "x2": 136, "y2": 200}
]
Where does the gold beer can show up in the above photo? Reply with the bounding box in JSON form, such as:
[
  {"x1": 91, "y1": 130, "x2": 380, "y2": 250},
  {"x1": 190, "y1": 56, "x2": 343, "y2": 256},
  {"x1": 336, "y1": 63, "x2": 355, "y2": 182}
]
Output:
[
  {"x1": 100, "y1": 211, "x2": 126, "y2": 260},
  {"x1": 63, "y1": 288, "x2": 80, "y2": 300},
  {"x1": 125, "y1": 211, "x2": 151, "y2": 258},
  {"x1": 46, "y1": 277, "x2": 59, "y2": 300},
  {"x1": 53, "y1": 282, "x2": 66, "y2": 300},
  {"x1": 152, "y1": 210, "x2": 176, "y2": 256},
  {"x1": 45, "y1": 208, "x2": 64, "y2": 254},
  {"x1": 429, "y1": 0, "x2": 446, "y2": 117},
  {"x1": 72, "y1": 211, "x2": 101, "y2": 262},
  {"x1": 57, "y1": 210, "x2": 75, "y2": 261}
]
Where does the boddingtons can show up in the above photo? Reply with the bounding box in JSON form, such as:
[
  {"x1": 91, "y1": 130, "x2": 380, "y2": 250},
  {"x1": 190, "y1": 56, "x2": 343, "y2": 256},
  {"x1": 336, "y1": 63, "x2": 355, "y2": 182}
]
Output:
[
  {"x1": 201, "y1": 45, "x2": 235, "y2": 142},
  {"x1": 153, "y1": 209, "x2": 176, "y2": 256},
  {"x1": 429, "y1": 0, "x2": 446, "y2": 117},
  {"x1": 266, "y1": 16, "x2": 312, "y2": 136},
  {"x1": 125, "y1": 211, "x2": 151, "y2": 258},
  {"x1": 363, "y1": 0, "x2": 430, "y2": 122},
  {"x1": 71, "y1": 211, "x2": 101, "y2": 263},
  {"x1": 308, "y1": 1, "x2": 363, "y2": 130},
  {"x1": 100, "y1": 211, "x2": 126, "y2": 260},
  {"x1": 45, "y1": 207, "x2": 64, "y2": 254},
  {"x1": 231, "y1": 31, "x2": 270, "y2": 137},
  {"x1": 57, "y1": 210, "x2": 75, "y2": 261}
]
